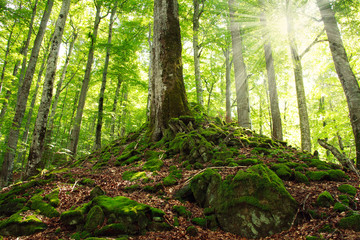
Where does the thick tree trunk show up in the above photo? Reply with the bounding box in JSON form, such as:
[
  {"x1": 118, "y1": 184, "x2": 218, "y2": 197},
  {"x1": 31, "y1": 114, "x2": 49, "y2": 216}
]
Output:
[
  {"x1": 94, "y1": 2, "x2": 117, "y2": 150},
  {"x1": 228, "y1": 0, "x2": 250, "y2": 128},
  {"x1": 26, "y1": 0, "x2": 71, "y2": 178},
  {"x1": 223, "y1": 47, "x2": 232, "y2": 123},
  {"x1": 260, "y1": 13, "x2": 283, "y2": 141},
  {"x1": 68, "y1": 2, "x2": 102, "y2": 156},
  {"x1": 316, "y1": 0, "x2": 360, "y2": 167},
  {"x1": 193, "y1": 0, "x2": 204, "y2": 106},
  {"x1": 286, "y1": 0, "x2": 311, "y2": 152},
  {"x1": 0, "y1": 0, "x2": 53, "y2": 187},
  {"x1": 150, "y1": 0, "x2": 190, "y2": 141},
  {"x1": 111, "y1": 76, "x2": 122, "y2": 137}
]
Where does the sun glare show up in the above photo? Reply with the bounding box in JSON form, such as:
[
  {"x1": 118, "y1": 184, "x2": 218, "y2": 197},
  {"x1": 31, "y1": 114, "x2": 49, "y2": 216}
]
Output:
[{"x1": 273, "y1": 15, "x2": 289, "y2": 36}]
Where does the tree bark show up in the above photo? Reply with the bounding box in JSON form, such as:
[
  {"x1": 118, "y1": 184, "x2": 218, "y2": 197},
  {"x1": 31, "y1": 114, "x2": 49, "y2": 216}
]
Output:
[
  {"x1": 149, "y1": 0, "x2": 190, "y2": 141},
  {"x1": 260, "y1": 12, "x2": 283, "y2": 141},
  {"x1": 68, "y1": 1, "x2": 102, "y2": 156},
  {"x1": 228, "y1": 0, "x2": 250, "y2": 128},
  {"x1": 111, "y1": 76, "x2": 122, "y2": 137},
  {"x1": 316, "y1": 0, "x2": 360, "y2": 167},
  {"x1": 94, "y1": 1, "x2": 117, "y2": 150},
  {"x1": 223, "y1": 47, "x2": 232, "y2": 123},
  {"x1": 193, "y1": 0, "x2": 204, "y2": 106},
  {"x1": 26, "y1": 0, "x2": 71, "y2": 178},
  {"x1": 0, "y1": 0, "x2": 53, "y2": 187},
  {"x1": 286, "y1": 0, "x2": 311, "y2": 152}
]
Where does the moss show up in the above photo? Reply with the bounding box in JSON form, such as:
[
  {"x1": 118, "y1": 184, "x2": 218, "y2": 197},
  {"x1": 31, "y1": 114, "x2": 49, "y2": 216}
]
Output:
[
  {"x1": 173, "y1": 205, "x2": 192, "y2": 218},
  {"x1": 173, "y1": 216, "x2": 179, "y2": 226},
  {"x1": 142, "y1": 159, "x2": 164, "y2": 172},
  {"x1": 186, "y1": 225, "x2": 198, "y2": 236},
  {"x1": 191, "y1": 218, "x2": 207, "y2": 227},
  {"x1": 237, "y1": 158, "x2": 259, "y2": 166},
  {"x1": 306, "y1": 171, "x2": 329, "y2": 181},
  {"x1": 251, "y1": 147, "x2": 271, "y2": 155},
  {"x1": 338, "y1": 214, "x2": 360, "y2": 231},
  {"x1": 163, "y1": 175, "x2": 177, "y2": 186},
  {"x1": 90, "y1": 186, "x2": 105, "y2": 199},
  {"x1": 29, "y1": 194, "x2": 59, "y2": 218},
  {"x1": 193, "y1": 162, "x2": 204, "y2": 169},
  {"x1": 95, "y1": 223, "x2": 126, "y2": 236},
  {"x1": 122, "y1": 171, "x2": 147, "y2": 182},
  {"x1": 338, "y1": 184, "x2": 356, "y2": 196},
  {"x1": 0, "y1": 197, "x2": 27, "y2": 217},
  {"x1": 275, "y1": 167, "x2": 292, "y2": 180},
  {"x1": 204, "y1": 208, "x2": 215, "y2": 215},
  {"x1": 44, "y1": 189, "x2": 60, "y2": 207},
  {"x1": 0, "y1": 212, "x2": 47, "y2": 236},
  {"x1": 212, "y1": 160, "x2": 226, "y2": 166},
  {"x1": 306, "y1": 236, "x2": 322, "y2": 240},
  {"x1": 60, "y1": 210, "x2": 84, "y2": 226},
  {"x1": 124, "y1": 184, "x2": 140, "y2": 192},
  {"x1": 316, "y1": 191, "x2": 334, "y2": 207},
  {"x1": 84, "y1": 205, "x2": 105, "y2": 232},
  {"x1": 80, "y1": 178, "x2": 95, "y2": 186},
  {"x1": 327, "y1": 169, "x2": 347, "y2": 181},
  {"x1": 294, "y1": 171, "x2": 309, "y2": 184},
  {"x1": 333, "y1": 202, "x2": 347, "y2": 212}
]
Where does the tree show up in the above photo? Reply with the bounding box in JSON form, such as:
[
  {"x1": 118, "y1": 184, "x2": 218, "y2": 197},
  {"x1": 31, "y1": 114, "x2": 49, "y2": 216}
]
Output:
[
  {"x1": 228, "y1": 0, "x2": 251, "y2": 128},
  {"x1": 1, "y1": 0, "x2": 54, "y2": 187},
  {"x1": 149, "y1": 0, "x2": 190, "y2": 141},
  {"x1": 94, "y1": 1, "x2": 118, "y2": 150},
  {"x1": 286, "y1": 0, "x2": 311, "y2": 152},
  {"x1": 25, "y1": 0, "x2": 71, "y2": 178},
  {"x1": 193, "y1": 0, "x2": 204, "y2": 106},
  {"x1": 316, "y1": 0, "x2": 360, "y2": 166}
]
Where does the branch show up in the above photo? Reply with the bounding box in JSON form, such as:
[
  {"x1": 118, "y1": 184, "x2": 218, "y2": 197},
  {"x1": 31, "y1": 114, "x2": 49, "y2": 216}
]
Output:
[{"x1": 300, "y1": 29, "x2": 326, "y2": 59}]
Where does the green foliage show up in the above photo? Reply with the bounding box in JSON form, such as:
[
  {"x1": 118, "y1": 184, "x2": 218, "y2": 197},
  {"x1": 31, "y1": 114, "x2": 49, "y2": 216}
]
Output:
[
  {"x1": 142, "y1": 159, "x2": 164, "y2": 172},
  {"x1": 338, "y1": 184, "x2": 357, "y2": 196}
]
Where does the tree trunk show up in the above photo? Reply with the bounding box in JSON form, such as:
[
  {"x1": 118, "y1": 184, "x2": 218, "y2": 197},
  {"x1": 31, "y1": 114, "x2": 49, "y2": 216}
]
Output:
[
  {"x1": 94, "y1": 1, "x2": 117, "y2": 150},
  {"x1": 25, "y1": 0, "x2": 71, "y2": 178},
  {"x1": 316, "y1": 0, "x2": 360, "y2": 167},
  {"x1": 149, "y1": 0, "x2": 190, "y2": 141},
  {"x1": 0, "y1": 0, "x2": 53, "y2": 187},
  {"x1": 223, "y1": 48, "x2": 232, "y2": 123},
  {"x1": 228, "y1": 0, "x2": 250, "y2": 128},
  {"x1": 193, "y1": 0, "x2": 204, "y2": 106},
  {"x1": 146, "y1": 23, "x2": 153, "y2": 120},
  {"x1": 286, "y1": 0, "x2": 311, "y2": 152},
  {"x1": 260, "y1": 12, "x2": 283, "y2": 141},
  {"x1": 111, "y1": 76, "x2": 122, "y2": 137},
  {"x1": 68, "y1": 2, "x2": 102, "y2": 156}
]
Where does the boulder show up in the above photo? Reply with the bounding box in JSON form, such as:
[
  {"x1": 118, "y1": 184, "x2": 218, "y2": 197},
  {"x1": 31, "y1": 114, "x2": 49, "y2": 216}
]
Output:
[
  {"x1": 176, "y1": 164, "x2": 298, "y2": 238},
  {"x1": 0, "y1": 212, "x2": 47, "y2": 236}
]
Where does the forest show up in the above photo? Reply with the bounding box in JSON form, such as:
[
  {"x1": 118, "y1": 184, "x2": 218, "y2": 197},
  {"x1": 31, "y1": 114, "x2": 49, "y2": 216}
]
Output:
[{"x1": 0, "y1": 0, "x2": 360, "y2": 239}]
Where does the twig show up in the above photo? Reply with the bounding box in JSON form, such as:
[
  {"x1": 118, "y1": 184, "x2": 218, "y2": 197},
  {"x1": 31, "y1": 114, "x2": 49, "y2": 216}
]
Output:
[{"x1": 71, "y1": 180, "x2": 79, "y2": 192}]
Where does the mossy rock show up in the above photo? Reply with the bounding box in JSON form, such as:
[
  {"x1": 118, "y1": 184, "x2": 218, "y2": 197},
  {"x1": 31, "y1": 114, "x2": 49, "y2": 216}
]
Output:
[
  {"x1": 191, "y1": 218, "x2": 207, "y2": 228},
  {"x1": 316, "y1": 191, "x2": 334, "y2": 207},
  {"x1": 327, "y1": 169, "x2": 347, "y2": 181},
  {"x1": 44, "y1": 189, "x2": 60, "y2": 207},
  {"x1": 338, "y1": 184, "x2": 356, "y2": 196},
  {"x1": 173, "y1": 205, "x2": 192, "y2": 218},
  {"x1": 163, "y1": 175, "x2": 177, "y2": 186},
  {"x1": 28, "y1": 194, "x2": 60, "y2": 218},
  {"x1": 186, "y1": 225, "x2": 198, "y2": 236},
  {"x1": 306, "y1": 171, "x2": 329, "y2": 181},
  {"x1": 142, "y1": 159, "x2": 164, "y2": 172},
  {"x1": 294, "y1": 171, "x2": 309, "y2": 184},
  {"x1": 338, "y1": 214, "x2": 360, "y2": 231},
  {"x1": 0, "y1": 197, "x2": 27, "y2": 217},
  {"x1": 60, "y1": 210, "x2": 84, "y2": 226},
  {"x1": 237, "y1": 158, "x2": 259, "y2": 166},
  {"x1": 0, "y1": 212, "x2": 47, "y2": 236},
  {"x1": 333, "y1": 202, "x2": 347, "y2": 212},
  {"x1": 80, "y1": 178, "x2": 96, "y2": 186},
  {"x1": 95, "y1": 223, "x2": 127, "y2": 236},
  {"x1": 84, "y1": 205, "x2": 105, "y2": 232},
  {"x1": 90, "y1": 186, "x2": 105, "y2": 200},
  {"x1": 122, "y1": 171, "x2": 148, "y2": 182}
]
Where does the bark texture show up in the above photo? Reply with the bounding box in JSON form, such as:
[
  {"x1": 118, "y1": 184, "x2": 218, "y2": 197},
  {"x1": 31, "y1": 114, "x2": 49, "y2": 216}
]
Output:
[
  {"x1": 0, "y1": 0, "x2": 53, "y2": 187},
  {"x1": 193, "y1": 0, "x2": 204, "y2": 106},
  {"x1": 260, "y1": 13, "x2": 283, "y2": 141},
  {"x1": 317, "y1": 0, "x2": 360, "y2": 167},
  {"x1": 26, "y1": 0, "x2": 71, "y2": 178},
  {"x1": 150, "y1": 0, "x2": 190, "y2": 141},
  {"x1": 228, "y1": 0, "x2": 250, "y2": 128},
  {"x1": 223, "y1": 48, "x2": 232, "y2": 123}
]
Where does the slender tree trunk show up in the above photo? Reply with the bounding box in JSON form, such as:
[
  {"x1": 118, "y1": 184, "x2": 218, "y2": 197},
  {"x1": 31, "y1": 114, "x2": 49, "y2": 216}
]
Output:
[
  {"x1": 146, "y1": 23, "x2": 152, "y2": 119},
  {"x1": 223, "y1": 48, "x2": 232, "y2": 123},
  {"x1": 120, "y1": 86, "x2": 128, "y2": 137},
  {"x1": 0, "y1": 0, "x2": 38, "y2": 128},
  {"x1": 68, "y1": 2, "x2": 102, "y2": 156},
  {"x1": 193, "y1": 0, "x2": 204, "y2": 106},
  {"x1": 316, "y1": 0, "x2": 360, "y2": 167},
  {"x1": 25, "y1": 0, "x2": 71, "y2": 178},
  {"x1": 286, "y1": 0, "x2": 311, "y2": 152},
  {"x1": 94, "y1": 2, "x2": 117, "y2": 150},
  {"x1": 260, "y1": 12, "x2": 283, "y2": 141},
  {"x1": 228, "y1": 0, "x2": 251, "y2": 128},
  {"x1": 111, "y1": 76, "x2": 122, "y2": 137},
  {"x1": 0, "y1": 0, "x2": 53, "y2": 187},
  {"x1": 150, "y1": 0, "x2": 190, "y2": 141}
]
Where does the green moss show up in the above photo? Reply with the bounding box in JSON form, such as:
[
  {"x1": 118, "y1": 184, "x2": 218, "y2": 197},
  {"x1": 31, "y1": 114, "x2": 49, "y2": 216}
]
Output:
[
  {"x1": 0, "y1": 197, "x2": 27, "y2": 217},
  {"x1": 122, "y1": 171, "x2": 148, "y2": 182},
  {"x1": 316, "y1": 191, "x2": 334, "y2": 207},
  {"x1": 173, "y1": 205, "x2": 192, "y2": 218},
  {"x1": 44, "y1": 189, "x2": 60, "y2": 207},
  {"x1": 203, "y1": 208, "x2": 215, "y2": 215},
  {"x1": 294, "y1": 171, "x2": 309, "y2": 184},
  {"x1": 193, "y1": 162, "x2": 204, "y2": 169},
  {"x1": 0, "y1": 212, "x2": 47, "y2": 236},
  {"x1": 306, "y1": 171, "x2": 329, "y2": 181},
  {"x1": 275, "y1": 167, "x2": 292, "y2": 180},
  {"x1": 186, "y1": 225, "x2": 198, "y2": 236},
  {"x1": 173, "y1": 217, "x2": 179, "y2": 226},
  {"x1": 84, "y1": 205, "x2": 105, "y2": 232},
  {"x1": 338, "y1": 214, "x2": 360, "y2": 231},
  {"x1": 333, "y1": 202, "x2": 347, "y2": 212},
  {"x1": 124, "y1": 184, "x2": 140, "y2": 192},
  {"x1": 29, "y1": 194, "x2": 59, "y2": 218},
  {"x1": 90, "y1": 186, "x2": 105, "y2": 199},
  {"x1": 306, "y1": 236, "x2": 322, "y2": 240},
  {"x1": 327, "y1": 169, "x2": 347, "y2": 181},
  {"x1": 237, "y1": 158, "x2": 259, "y2": 166},
  {"x1": 191, "y1": 218, "x2": 207, "y2": 227},
  {"x1": 163, "y1": 175, "x2": 177, "y2": 186},
  {"x1": 80, "y1": 178, "x2": 95, "y2": 186},
  {"x1": 60, "y1": 210, "x2": 84, "y2": 226},
  {"x1": 142, "y1": 159, "x2": 164, "y2": 172},
  {"x1": 338, "y1": 184, "x2": 357, "y2": 196},
  {"x1": 95, "y1": 223, "x2": 126, "y2": 236}
]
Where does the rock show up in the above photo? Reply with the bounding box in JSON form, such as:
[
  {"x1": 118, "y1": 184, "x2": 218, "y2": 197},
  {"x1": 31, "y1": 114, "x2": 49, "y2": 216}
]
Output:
[
  {"x1": 60, "y1": 210, "x2": 84, "y2": 226},
  {"x1": 338, "y1": 214, "x2": 360, "y2": 231},
  {"x1": 0, "y1": 212, "x2": 47, "y2": 236},
  {"x1": 316, "y1": 191, "x2": 334, "y2": 207},
  {"x1": 175, "y1": 164, "x2": 298, "y2": 238},
  {"x1": 90, "y1": 186, "x2": 105, "y2": 199},
  {"x1": 29, "y1": 194, "x2": 59, "y2": 218},
  {"x1": 338, "y1": 184, "x2": 357, "y2": 196},
  {"x1": 0, "y1": 197, "x2": 27, "y2": 217},
  {"x1": 85, "y1": 205, "x2": 105, "y2": 232}
]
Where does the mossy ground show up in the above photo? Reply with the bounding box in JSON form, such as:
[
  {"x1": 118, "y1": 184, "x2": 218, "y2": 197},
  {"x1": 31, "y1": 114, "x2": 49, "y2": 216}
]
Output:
[{"x1": 0, "y1": 116, "x2": 359, "y2": 239}]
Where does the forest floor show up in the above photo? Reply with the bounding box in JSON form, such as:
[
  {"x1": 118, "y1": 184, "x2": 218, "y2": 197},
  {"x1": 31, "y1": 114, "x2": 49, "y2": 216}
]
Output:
[{"x1": 1, "y1": 122, "x2": 360, "y2": 240}]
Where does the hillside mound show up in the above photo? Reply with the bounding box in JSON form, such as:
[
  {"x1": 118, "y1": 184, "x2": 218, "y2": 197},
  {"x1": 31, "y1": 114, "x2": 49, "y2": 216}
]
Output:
[{"x1": 0, "y1": 114, "x2": 359, "y2": 239}]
